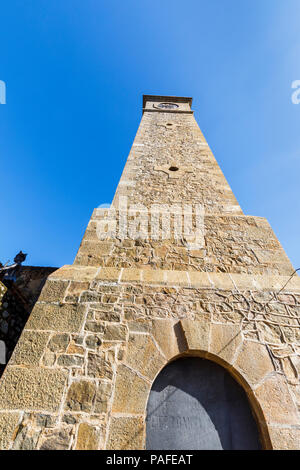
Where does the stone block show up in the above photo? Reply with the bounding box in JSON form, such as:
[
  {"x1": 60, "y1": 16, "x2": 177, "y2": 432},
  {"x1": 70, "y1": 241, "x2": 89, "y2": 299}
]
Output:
[
  {"x1": 103, "y1": 324, "x2": 127, "y2": 341},
  {"x1": 0, "y1": 368, "x2": 67, "y2": 412},
  {"x1": 48, "y1": 333, "x2": 70, "y2": 353},
  {"x1": 125, "y1": 333, "x2": 165, "y2": 380},
  {"x1": 121, "y1": 269, "x2": 142, "y2": 283},
  {"x1": 76, "y1": 423, "x2": 100, "y2": 450},
  {"x1": 40, "y1": 427, "x2": 72, "y2": 450},
  {"x1": 233, "y1": 342, "x2": 274, "y2": 386},
  {"x1": 166, "y1": 270, "x2": 189, "y2": 286},
  {"x1": 142, "y1": 269, "x2": 165, "y2": 285},
  {"x1": 152, "y1": 319, "x2": 185, "y2": 359},
  {"x1": 112, "y1": 365, "x2": 149, "y2": 414},
  {"x1": 180, "y1": 319, "x2": 210, "y2": 352},
  {"x1": 49, "y1": 265, "x2": 98, "y2": 281},
  {"x1": 268, "y1": 426, "x2": 300, "y2": 450},
  {"x1": 94, "y1": 381, "x2": 112, "y2": 413},
  {"x1": 95, "y1": 267, "x2": 121, "y2": 281},
  {"x1": 65, "y1": 380, "x2": 96, "y2": 412},
  {"x1": 107, "y1": 416, "x2": 144, "y2": 450},
  {"x1": 188, "y1": 271, "x2": 212, "y2": 288},
  {"x1": 209, "y1": 323, "x2": 242, "y2": 365},
  {"x1": 39, "y1": 280, "x2": 69, "y2": 303},
  {"x1": 254, "y1": 374, "x2": 299, "y2": 425},
  {"x1": 26, "y1": 303, "x2": 86, "y2": 333},
  {"x1": 10, "y1": 331, "x2": 49, "y2": 366},
  {"x1": 0, "y1": 412, "x2": 21, "y2": 450},
  {"x1": 87, "y1": 353, "x2": 114, "y2": 379},
  {"x1": 208, "y1": 273, "x2": 235, "y2": 290}
]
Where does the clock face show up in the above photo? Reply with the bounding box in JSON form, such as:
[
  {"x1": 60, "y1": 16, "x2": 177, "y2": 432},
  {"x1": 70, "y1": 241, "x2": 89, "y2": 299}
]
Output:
[{"x1": 156, "y1": 102, "x2": 179, "y2": 109}]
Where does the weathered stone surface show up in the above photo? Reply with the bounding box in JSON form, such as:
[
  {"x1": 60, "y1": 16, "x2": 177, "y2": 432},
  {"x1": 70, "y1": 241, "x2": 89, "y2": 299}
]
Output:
[
  {"x1": 180, "y1": 319, "x2": 210, "y2": 352},
  {"x1": 49, "y1": 265, "x2": 98, "y2": 281},
  {"x1": 121, "y1": 269, "x2": 142, "y2": 283},
  {"x1": 39, "y1": 427, "x2": 72, "y2": 450},
  {"x1": 85, "y1": 335, "x2": 102, "y2": 349},
  {"x1": 0, "y1": 412, "x2": 21, "y2": 450},
  {"x1": 12, "y1": 425, "x2": 41, "y2": 450},
  {"x1": 103, "y1": 324, "x2": 127, "y2": 341},
  {"x1": 75, "y1": 423, "x2": 100, "y2": 450},
  {"x1": 125, "y1": 333, "x2": 165, "y2": 380},
  {"x1": 113, "y1": 365, "x2": 149, "y2": 414},
  {"x1": 39, "y1": 280, "x2": 69, "y2": 303},
  {"x1": 57, "y1": 354, "x2": 84, "y2": 367},
  {"x1": 95, "y1": 267, "x2": 120, "y2": 281},
  {"x1": 48, "y1": 333, "x2": 70, "y2": 352},
  {"x1": 94, "y1": 381, "x2": 112, "y2": 413},
  {"x1": 26, "y1": 303, "x2": 85, "y2": 333},
  {"x1": 152, "y1": 319, "x2": 183, "y2": 359},
  {"x1": 85, "y1": 321, "x2": 105, "y2": 333},
  {"x1": 0, "y1": 368, "x2": 67, "y2": 412},
  {"x1": 10, "y1": 331, "x2": 49, "y2": 366},
  {"x1": 209, "y1": 324, "x2": 242, "y2": 365},
  {"x1": 254, "y1": 374, "x2": 299, "y2": 425},
  {"x1": 42, "y1": 350, "x2": 56, "y2": 366},
  {"x1": 107, "y1": 416, "x2": 144, "y2": 450},
  {"x1": 87, "y1": 353, "x2": 114, "y2": 379},
  {"x1": 268, "y1": 426, "x2": 300, "y2": 450},
  {"x1": 65, "y1": 380, "x2": 96, "y2": 412},
  {"x1": 234, "y1": 342, "x2": 274, "y2": 385}
]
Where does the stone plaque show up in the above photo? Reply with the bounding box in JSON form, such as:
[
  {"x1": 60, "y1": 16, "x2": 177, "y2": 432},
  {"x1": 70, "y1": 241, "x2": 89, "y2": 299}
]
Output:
[{"x1": 146, "y1": 358, "x2": 261, "y2": 450}]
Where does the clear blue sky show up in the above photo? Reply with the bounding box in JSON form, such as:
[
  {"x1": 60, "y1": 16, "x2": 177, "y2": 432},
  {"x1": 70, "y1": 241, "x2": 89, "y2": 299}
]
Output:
[{"x1": 1, "y1": 0, "x2": 300, "y2": 269}]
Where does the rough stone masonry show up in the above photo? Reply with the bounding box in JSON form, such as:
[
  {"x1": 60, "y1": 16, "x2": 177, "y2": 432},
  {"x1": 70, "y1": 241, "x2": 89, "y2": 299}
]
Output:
[{"x1": 0, "y1": 95, "x2": 299, "y2": 450}]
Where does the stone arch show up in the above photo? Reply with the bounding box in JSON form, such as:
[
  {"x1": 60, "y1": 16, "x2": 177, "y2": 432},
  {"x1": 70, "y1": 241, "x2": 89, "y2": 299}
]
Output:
[{"x1": 107, "y1": 319, "x2": 299, "y2": 450}]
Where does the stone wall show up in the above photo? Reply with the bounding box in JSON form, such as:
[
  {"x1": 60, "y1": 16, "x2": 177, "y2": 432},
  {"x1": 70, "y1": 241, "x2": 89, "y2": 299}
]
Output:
[
  {"x1": 0, "y1": 266, "x2": 299, "y2": 449},
  {"x1": 0, "y1": 95, "x2": 299, "y2": 450},
  {"x1": 0, "y1": 266, "x2": 57, "y2": 374},
  {"x1": 75, "y1": 212, "x2": 293, "y2": 275}
]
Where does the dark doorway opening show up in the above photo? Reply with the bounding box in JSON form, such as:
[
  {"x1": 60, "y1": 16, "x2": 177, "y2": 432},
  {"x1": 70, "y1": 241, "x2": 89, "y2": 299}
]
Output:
[{"x1": 146, "y1": 357, "x2": 262, "y2": 450}]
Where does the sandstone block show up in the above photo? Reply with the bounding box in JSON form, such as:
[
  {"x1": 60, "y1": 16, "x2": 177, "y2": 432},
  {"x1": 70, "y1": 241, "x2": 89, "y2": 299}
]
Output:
[
  {"x1": 48, "y1": 333, "x2": 70, "y2": 353},
  {"x1": 49, "y1": 265, "x2": 98, "y2": 281},
  {"x1": 180, "y1": 319, "x2": 210, "y2": 352},
  {"x1": 268, "y1": 426, "x2": 300, "y2": 450},
  {"x1": 121, "y1": 269, "x2": 142, "y2": 283},
  {"x1": 103, "y1": 324, "x2": 127, "y2": 341},
  {"x1": 94, "y1": 381, "x2": 112, "y2": 413},
  {"x1": 87, "y1": 353, "x2": 114, "y2": 379},
  {"x1": 125, "y1": 333, "x2": 165, "y2": 380},
  {"x1": 10, "y1": 331, "x2": 49, "y2": 366},
  {"x1": 39, "y1": 280, "x2": 69, "y2": 303},
  {"x1": 209, "y1": 323, "x2": 242, "y2": 365},
  {"x1": 188, "y1": 271, "x2": 212, "y2": 288},
  {"x1": 26, "y1": 303, "x2": 85, "y2": 333},
  {"x1": 0, "y1": 368, "x2": 67, "y2": 412},
  {"x1": 0, "y1": 412, "x2": 21, "y2": 450},
  {"x1": 112, "y1": 365, "x2": 149, "y2": 414},
  {"x1": 107, "y1": 416, "x2": 144, "y2": 450},
  {"x1": 96, "y1": 267, "x2": 120, "y2": 281},
  {"x1": 76, "y1": 423, "x2": 100, "y2": 450},
  {"x1": 233, "y1": 342, "x2": 274, "y2": 386},
  {"x1": 65, "y1": 380, "x2": 96, "y2": 412},
  {"x1": 254, "y1": 374, "x2": 299, "y2": 425}
]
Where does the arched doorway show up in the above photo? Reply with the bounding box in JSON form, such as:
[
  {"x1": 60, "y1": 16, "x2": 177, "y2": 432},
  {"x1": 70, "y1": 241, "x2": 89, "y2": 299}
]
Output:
[{"x1": 146, "y1": 357, "x2": 262, "y2": 450}]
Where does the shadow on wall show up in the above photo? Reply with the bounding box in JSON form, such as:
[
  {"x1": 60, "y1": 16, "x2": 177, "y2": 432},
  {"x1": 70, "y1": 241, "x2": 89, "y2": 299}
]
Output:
[{"x1": 0, "y1": 265, "x2": 58, "y2": 376}]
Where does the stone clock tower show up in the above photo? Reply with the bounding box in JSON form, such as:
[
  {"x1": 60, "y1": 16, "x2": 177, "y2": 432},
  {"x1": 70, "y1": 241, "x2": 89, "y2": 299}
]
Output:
[{"x1": 0, "y1": 95, "x2": 299, "y2": 450}]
